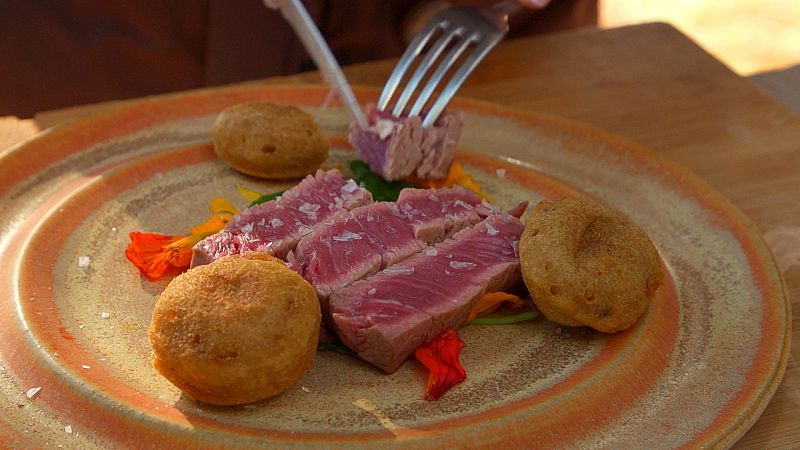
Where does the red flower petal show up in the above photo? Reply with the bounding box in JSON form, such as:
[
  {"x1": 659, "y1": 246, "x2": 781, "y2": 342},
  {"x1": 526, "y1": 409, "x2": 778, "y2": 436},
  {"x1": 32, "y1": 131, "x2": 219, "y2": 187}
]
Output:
[
  {"x1": 414, "y1": 329, "x2": 467, "y2": 400},
  {"x1": 124, "y1": 232, "x2": 192, "y2": 280}
]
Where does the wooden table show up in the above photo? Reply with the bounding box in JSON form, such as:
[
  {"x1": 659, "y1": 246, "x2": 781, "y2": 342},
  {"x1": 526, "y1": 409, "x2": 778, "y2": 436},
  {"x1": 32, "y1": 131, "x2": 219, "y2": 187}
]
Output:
[{"x1": 4, "y1": 23, "x2": 799, "y2": 448}]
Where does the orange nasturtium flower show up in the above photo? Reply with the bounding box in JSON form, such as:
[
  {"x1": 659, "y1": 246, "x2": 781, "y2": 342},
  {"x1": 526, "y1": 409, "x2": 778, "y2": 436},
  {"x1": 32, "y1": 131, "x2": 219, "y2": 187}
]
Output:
[
  {"x1": 467, "y1": 292, "x2": 526, "y2": 322},
  {"x1": 422, "y1": 163, "x2": 489, "y2": 201},
  {"x1": 414, "y1": 329, "x2": 467, "y2": 401},
  {"x1": 124, "y1": 197, "x2": 239, "y2": 280}
]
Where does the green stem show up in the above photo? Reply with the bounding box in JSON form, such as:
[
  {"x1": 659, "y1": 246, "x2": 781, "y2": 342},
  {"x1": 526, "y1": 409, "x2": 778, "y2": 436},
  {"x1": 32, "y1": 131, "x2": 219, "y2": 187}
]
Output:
[{"x1": 469, "y1": 310, "x2": 538, "y2": 325}]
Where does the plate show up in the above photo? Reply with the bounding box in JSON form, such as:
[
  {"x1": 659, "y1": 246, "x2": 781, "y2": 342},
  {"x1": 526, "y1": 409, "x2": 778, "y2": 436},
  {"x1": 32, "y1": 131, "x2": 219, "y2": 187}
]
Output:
[{"x1": 0, "y1": 85, "x2": 789, "y2": 448}]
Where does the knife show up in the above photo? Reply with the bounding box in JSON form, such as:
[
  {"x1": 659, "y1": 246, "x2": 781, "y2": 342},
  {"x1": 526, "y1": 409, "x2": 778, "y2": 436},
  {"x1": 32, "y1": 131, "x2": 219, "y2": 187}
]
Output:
[{"x1": 264, "y1": 0, "x2": 368, "y2": 129}]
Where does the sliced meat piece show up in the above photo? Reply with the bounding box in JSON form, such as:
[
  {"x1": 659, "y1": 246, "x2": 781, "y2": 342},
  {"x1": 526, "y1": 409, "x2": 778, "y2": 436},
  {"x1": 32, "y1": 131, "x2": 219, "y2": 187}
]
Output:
[
  {"x1": 191, "y1": 169, "x2": 372, "y2": 266},
  {"x1": 289, "y1": 186, "x2": 492, "y2": 300},
  {"x1": 329, "y1": 214, "x2": 523, "y2": 373},
  {"x1": 396, "y1": 186, "x2": 493, "y2": 241},
  {"x1": 349, "y1": 104, "x2": 463, "y2": 181}
]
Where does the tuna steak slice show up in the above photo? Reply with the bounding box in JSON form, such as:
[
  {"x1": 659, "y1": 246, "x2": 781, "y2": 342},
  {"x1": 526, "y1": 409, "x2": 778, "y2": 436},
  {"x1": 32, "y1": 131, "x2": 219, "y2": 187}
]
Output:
[
  {"x1": 348, "y1": 104, "x2": 463, "y2": 181},
  {"x1": 191, "y1": 169, "x2": 372, "y2": 266},
  {"x1": 288, "y1": 186, "x2": 492, "y2": 301},
  {"x1": 329, "y1": 214, "x2": 523, "y2": 373}
]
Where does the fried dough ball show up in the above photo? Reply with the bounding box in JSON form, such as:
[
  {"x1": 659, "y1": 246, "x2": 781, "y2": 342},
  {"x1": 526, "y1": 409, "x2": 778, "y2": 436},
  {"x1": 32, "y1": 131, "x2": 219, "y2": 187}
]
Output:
[
  {"x1": 149, "y1": 252, "x2": 320, "y2": 405},
  {"x1": 520, "y1": 198, "x2": 662, "y2": 333},
  {"x1": 212, "y1": 102, "x2": 329, "y2": 179}
]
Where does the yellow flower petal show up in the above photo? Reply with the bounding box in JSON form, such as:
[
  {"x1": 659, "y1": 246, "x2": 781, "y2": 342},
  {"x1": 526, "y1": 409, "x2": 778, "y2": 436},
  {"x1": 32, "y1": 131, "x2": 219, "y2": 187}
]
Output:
[
  {"x1": 210, "y1": 196, "x2": 239, "y2": 217},
  {"x1": 236, "y1": 184, "x2": 264, "y2": 203}
]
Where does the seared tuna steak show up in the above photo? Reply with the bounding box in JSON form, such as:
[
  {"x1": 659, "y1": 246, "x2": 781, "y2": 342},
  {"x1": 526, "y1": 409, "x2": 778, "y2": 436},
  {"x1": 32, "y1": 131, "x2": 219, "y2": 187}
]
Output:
[
  {"x1": 288, "y1": 186, "x2": 492, "y2": 300},
  {"x1": 191, "y1": 169, "x2": 372, "y2": 266},
  {"x1": 348, "y1": 104, "x2": 463, "y2": 181},
  {"x1": 329, "y1": 214, "x2": 523, "y2": 373}
]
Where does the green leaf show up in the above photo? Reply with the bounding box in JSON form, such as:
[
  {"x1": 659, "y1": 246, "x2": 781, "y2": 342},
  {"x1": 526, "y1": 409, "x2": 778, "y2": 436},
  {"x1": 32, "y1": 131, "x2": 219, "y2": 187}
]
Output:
[
  {"x1": 349, "y1": 160, "x2": 413, "y2": 202},
  {"x1": 318, "y1": 342, "x2": 357, "y2": 356},
  {"x1": 249, "y1": 190, "x2": 285, "y2": 207},
  {"x1": 469, "y1": 310, "x2": 539, "y2": 325}
]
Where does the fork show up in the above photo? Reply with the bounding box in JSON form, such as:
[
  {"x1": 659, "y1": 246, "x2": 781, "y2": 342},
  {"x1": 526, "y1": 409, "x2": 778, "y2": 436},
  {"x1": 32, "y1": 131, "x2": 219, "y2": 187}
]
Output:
[{"x1": 377, "y1": 0, "x2": 518, "y2": 127}]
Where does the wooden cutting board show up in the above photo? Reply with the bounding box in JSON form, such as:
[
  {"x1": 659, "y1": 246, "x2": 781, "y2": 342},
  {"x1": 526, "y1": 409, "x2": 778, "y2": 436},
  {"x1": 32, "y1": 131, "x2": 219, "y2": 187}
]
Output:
[{"x1": 26, "y1": 22, "x2": 800, "y2": 448}]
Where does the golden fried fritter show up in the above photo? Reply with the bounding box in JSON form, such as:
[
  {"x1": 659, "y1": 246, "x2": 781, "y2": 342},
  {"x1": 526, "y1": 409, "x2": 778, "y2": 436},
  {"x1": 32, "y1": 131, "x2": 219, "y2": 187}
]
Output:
[
  {"x1": 149, "y1": 252, "x2": 320, "y2": 405},
  {"x1": 520, "y1": 198, "x2": 662, "y2": 333},
  {"x1": 212, "y1": 102, "x2": 329, "y2": 179}
]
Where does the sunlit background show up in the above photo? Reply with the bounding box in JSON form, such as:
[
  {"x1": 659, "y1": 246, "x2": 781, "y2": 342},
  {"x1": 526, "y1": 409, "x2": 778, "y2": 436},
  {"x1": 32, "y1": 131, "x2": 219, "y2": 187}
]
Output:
[{"x1": 600, "y1": 0, "x2": 800, "y2": 75}]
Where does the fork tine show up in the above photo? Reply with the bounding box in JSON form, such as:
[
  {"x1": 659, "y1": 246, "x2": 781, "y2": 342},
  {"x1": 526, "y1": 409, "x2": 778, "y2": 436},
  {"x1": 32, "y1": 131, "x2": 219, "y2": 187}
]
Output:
[
  {"x1": 391, "y1": 26, "x2": 464, "y2": 117},
  {"x1": 422, "y1": 36, "x2": 500, "y2": 127},
  {"x1": 407, "y1": 34, "x2": 476, "y2": 118},
  {"x1": 377, "y1": 20, "x2": 446, "y2": 111}
]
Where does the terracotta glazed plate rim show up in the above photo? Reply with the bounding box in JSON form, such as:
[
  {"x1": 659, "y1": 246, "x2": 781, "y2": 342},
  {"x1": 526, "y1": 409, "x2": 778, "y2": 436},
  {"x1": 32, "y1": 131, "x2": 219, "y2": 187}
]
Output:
[{"x1": 0, "y1": 84, "x2": 790, "y2": 448}]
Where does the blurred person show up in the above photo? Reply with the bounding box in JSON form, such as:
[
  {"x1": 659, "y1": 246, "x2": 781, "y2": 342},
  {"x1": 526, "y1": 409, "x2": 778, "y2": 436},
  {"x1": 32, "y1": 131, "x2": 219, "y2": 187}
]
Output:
[{"x1": 0, "y1": 0, "x2": 596, "y2": 118}]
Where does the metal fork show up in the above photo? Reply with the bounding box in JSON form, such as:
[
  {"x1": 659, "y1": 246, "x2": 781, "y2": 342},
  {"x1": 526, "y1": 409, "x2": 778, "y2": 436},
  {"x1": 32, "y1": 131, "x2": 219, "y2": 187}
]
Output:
[{"x1": 377, "y1": 0, "x2": 518, "y2": 127}]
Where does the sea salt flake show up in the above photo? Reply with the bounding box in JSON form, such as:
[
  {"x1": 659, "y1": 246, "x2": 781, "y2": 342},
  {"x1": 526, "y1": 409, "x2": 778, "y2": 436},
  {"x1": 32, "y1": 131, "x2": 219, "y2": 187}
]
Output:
[
  {"x1": 101, "y1": 312, "x2": 110, "y2": 319},
  {"x1": 111, "y1": 227, "x2": 117, "y2": 232},
  {"x1": 424, "y1": 247, "x2": 438, "y2": 257},
  {"x1": 368, "y1": 288, "x2": 377, "y2": 295},
  {"x1": 270, "y1": 218, "x2": 284, "y2": 228},
  {"x1": 496, "y1": 168, "x2": 506, "y2": 178},
  {"x1": 333, "y1": 231, "x2": 362, "y2": 242},
  {"x1": 485, "y1": 223, "x2": 499, "y2": 236},
  {"x1": 298, "y1": 226, "x2": 314, "y2": 236},
  {"x1": 64, "y1": 425, "x2": 72, "y2": 434},
  {"x1": 341, "y1": 179, "x2": 359, "y2": 194},
  {"x1": 301, "y1": 386, "x2": 310, "y2": 393},
  {"x1": 81, "y1": 365, "x2": 90, "y2": 369},
  {"x1": 383, "y1": 266, "x2": 415, "y2": 276},
  {"x1": 372, "y1": 119, "x2": 397, "y2": 140},
  {"x1": 453, "y1": 200, "x2": 473, "y2": 210},
  {"x1": 25, "y1": 387, "x2": 41, "y2": 399},
  {"x1": 299, "y1": 203, "x2": 321, "y2": 214},
  {"x1": 240, "y1": 223, "x2": 254, "y2": 233},
  {"x1": 482, "y1": 199, "x2": 501, "y2": 213},
  {"x1": 402, "y1": 203, "x2": 413, "y2": 212},
  {"x1": 512, "y1": 240, "x2": 520, "y2": 257},
  {"x1": 77, "y1": 256, "x2": 90, "y2": 268},
  {"x1": 450, "y1": 261, "x2": 476, "y2": 270},
  {"x1": 445, "y1": 270, "x2": 453, "y2": 276},
  {"x1": 285, "y1": 262, "x2": 293, "y2": 269},
  {"x1": 257, "y1": 218, "x2": 266, "y2": 227}
]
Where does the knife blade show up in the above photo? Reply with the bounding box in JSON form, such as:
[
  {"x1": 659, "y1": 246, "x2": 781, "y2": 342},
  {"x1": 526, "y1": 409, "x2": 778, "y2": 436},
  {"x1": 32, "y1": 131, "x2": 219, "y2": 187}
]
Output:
[{"x1": 264, "y1": 0, "x2": 368, "y2": 129}]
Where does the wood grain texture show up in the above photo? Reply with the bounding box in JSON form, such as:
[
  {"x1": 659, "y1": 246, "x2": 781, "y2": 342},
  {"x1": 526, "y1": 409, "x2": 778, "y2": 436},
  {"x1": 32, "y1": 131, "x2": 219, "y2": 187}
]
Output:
[{"x1": 25, "y1": 23, "x2": 800, "y2": 448}]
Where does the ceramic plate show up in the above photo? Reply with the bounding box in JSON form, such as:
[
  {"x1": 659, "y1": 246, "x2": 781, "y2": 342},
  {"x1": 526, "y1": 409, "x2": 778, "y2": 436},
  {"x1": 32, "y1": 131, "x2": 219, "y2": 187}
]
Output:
[{"x1": 0, "y1": 86, "x2": 789, "y2": 448}]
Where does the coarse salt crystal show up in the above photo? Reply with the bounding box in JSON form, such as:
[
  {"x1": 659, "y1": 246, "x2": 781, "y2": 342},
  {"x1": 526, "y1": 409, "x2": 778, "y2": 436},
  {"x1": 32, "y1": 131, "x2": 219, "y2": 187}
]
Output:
[
  {"x1": 453, "y1": 200, "x2": 473, "y2": 210},
  {"x1": 341, "y1": 179, "x2": 359, "y2": 194},
  {"x1": 371, "y1": 119, "x2": 397, "y2": 140},
  {"x1": 240, "y1": 223, "x2": 254, "y2": 233},
  {"x1": 64, "y1": 425, "x2": 72, "y2": 434},
  {"x1": 299, "y1": 203, "x2": 321, "y2": 214},
  {"x1": 482, "y1": 199, "x2": 501, "y2": 213},
  {"x1": 298, "y1": 226, "x2": 314, "y2": 236},
  {"x1": 367, "y1": 288, "x2": 377, "y2": 295},
  {"x1": 101, "y1": 312, "x2": 110, "y2": 319},
  {"x1": 333, "y1": 231, "x2": 362, "y2": 242},
  {"x1": 285, "y1": 262, "x2": 293, "y2": 269},
  {"x1": 496, "y1": 168, "x2": 506, "y2": 178},
  {"x1": 512, "y1": 240, "x2": 520, "y2": 257},
  {"x1": 78, "y1": 256, "x2": 90, "y2": 268},
  {"x1": 485, "y1": 223, "x2": 499, "y2": 236},
  {"x1": 111, "y1": 227, "x2": 117, "y2": 232},
  {"x1": 450, "y1": 261, "x2": 476, "y2": 270},
  {"x1": 25, "y1": 387, "x2": 41, "y2": 399},
  {"x1": 445, "y1": 270, "x2": 453, "y2": 276},
  {"x1": 301, "y1": 386, "x2": 310, "y2": 393},
  {"x1": 81, "y1": 365, "x2": 90, "y2": 369},
  {"x1": 383, "y1": 266, "x2": 415, "y2": 276},
  {"x1": 257, "y1": 218, "x2": 266, "y2": 226},
  {"x1": 424, "y1": 247, "x2": 438, "y2": 257},
  {"x1": 270, "y1": 218, "x2": 284, "y2": 228}
]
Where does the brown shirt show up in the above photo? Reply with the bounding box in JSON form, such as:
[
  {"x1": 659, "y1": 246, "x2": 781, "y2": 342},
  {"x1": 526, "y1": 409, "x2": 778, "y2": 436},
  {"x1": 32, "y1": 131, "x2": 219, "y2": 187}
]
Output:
[{"x1": 0, "y1": 0, "x2": 596, "y2": 117}]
